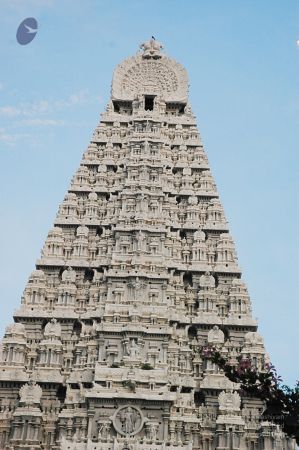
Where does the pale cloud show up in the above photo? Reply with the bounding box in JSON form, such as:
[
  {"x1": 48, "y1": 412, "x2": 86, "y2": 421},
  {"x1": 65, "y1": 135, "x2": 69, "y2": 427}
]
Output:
[
  {"x1": 0, "y1": 106, "x2": 21, "y2": 117},
  {"x1": 0, "y1": 83, "x2": 4, "y2": 91},
  {"x1": 0, "y1": 90, "x2": 99, "y2": 118},
  {"x1": 0, "y1": 102, "x2": 49, "y2": 118},
  {"x1": 53, "y1": 90, "x2": 93, "y2": 109},
  {"x1": 0, "y1": 89, "x2": 101, "y2": 147},
  {"x1": 19, "y1": 118, "x2": 64, "y2": 126},
  {"x1": 0, "y1": 128, "x2": 30, "y2": 146},
  {"x1": 27, "y1": 100, "x2": 50, "y2": 116}
]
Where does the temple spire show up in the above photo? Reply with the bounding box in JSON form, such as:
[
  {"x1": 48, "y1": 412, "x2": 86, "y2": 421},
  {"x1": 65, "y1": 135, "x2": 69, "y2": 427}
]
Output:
[{"x1": 0, "y1": 40, "x2": 293, "y2": 450}]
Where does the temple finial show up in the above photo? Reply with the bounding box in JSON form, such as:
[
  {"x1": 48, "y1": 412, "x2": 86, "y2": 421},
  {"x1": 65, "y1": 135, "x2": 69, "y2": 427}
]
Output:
[{"x1": 140, "y1": 37, "x2": 163, "y2": 59}]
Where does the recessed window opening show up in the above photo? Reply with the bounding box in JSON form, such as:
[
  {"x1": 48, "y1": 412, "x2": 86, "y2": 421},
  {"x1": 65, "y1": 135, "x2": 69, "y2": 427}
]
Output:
[
  {"x1": 144, "y1": 96, "x2": 155, "y2": 111},
  {"x1": 113, "y1": 101, "x2": 120, "y2": 113},
  {"x1": 179, "y1": 104, "x2": 186, "y2": 114},
  {"x1": 96, "y1": 226, "x2": 103, "y2": 237},
  {"x1": 180, "y1": 230, "x2": 187, "y2": 239},
  {"x1": 183, "y1": 272, "x2": 193, "y2": 286},
  {"x1": 84, "y1": 268, "x2": 94, "y2": 282}
]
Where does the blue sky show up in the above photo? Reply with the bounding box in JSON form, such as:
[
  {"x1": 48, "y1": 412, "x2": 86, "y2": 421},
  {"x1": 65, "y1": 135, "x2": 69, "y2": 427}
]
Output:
[{"x1": 0, "y1": 0, "x2": 298, "y2": 386}]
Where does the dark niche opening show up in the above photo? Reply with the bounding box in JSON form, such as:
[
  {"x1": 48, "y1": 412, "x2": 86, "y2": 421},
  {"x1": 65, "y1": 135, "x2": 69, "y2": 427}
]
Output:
[
  {"x1": 183, "y1": 272, "x2": 193, "y2": 286},
  {"x1": 181, "y1": 386, "x2": 192, "y2": 393},
  {"x1": 84, "y1": 268, "x2": 94, "y2": 282},
  {"x1": 113, "y1": 101, "x2": 132, "y2": 115},
  {"x1": 180, "y1": 229, "x2": 187, "y2": 239},
  {"x1": 188, "y1": 325, "x2": 197, "y2": 339},
  {"x1": 179, "y1": 104, "x2": 186, "y2": 114},
  {"x1": 194, "y1": 390, "x2": 205, "y2": 406},
  {"x1": 96, "y1": 226, "x2": 103, "y2": 237},
  {"x1": 144, "y1": 96, "x2": 155, "y2": 111},
  {"x1": 41, "y1": 318, "x2": 48, "y2": 331},
  {"x1": 73, "y1": 320, "x2": 82, "y2": 335},
  {"x1": 113, "y1": 101, "x2": 120, "y2": 113},
  {"x1": 57, "y1": 385, "x2": 67, "y2": 403}
]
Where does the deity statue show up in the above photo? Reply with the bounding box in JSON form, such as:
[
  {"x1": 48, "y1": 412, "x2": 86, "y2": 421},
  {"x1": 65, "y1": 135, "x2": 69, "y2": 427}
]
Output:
[
  {"x1": 44, "y1": 318, "x2": 61, "y2": 339},
  {"x1": 132, "y1": 96, "x2": 140, "y2": 112},
  {"x1": 126, "y1": 339, "x2": 140, "y2": 358},
  {"x1": 155, "y1": 96, "x2": 166, "y2": 113},
  {"x1": 146, "y1": 422, "x2": 158, "y2": 441},
  {"x1": 129, "y1": 277, "x2": 146, "y2": 301},
  {"x1": 98, "y1": 421, "x2": 111, "y2": 440},
  {"x1": 118, "y1": 407, "x2": 138, "y2": 435},
  {"x1": 61, "y1": 266, "x2": 76, "y2": 283},
  {"x1": 136, "y1": 231, "x2": 145, "y2": 252},
  {"x1": 207, "y1": 325, "x2": 224, "y2": 345}
]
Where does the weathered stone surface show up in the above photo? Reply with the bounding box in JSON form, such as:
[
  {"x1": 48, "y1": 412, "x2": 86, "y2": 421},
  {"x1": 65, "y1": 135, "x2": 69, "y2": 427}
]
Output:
[{"x1": 0, "y1": 39, "x2": 294, "y2": 450}]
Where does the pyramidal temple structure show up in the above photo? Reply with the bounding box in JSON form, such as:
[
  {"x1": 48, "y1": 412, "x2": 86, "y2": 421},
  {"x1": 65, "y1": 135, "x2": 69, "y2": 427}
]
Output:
[{"x1": 0, "y1": 39, "x2": 294, "y2": 450}]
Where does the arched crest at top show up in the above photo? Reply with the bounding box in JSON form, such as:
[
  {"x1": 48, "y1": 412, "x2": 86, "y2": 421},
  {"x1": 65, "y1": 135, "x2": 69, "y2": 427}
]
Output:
[{"x1": 111, "y1": 42, "x2": 189, "y2": 102}]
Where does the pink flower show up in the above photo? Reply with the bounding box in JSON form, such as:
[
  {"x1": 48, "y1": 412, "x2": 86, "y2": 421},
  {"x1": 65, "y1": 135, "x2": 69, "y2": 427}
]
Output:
[{"x1": 201, "y1": 346, "x2": 215, "y2": 358}]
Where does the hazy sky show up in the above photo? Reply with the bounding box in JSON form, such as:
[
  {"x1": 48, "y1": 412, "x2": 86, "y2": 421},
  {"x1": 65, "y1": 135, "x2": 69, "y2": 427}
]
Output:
[{"x1": 0, "y1": 0, "x2": 298, "y2": 386}]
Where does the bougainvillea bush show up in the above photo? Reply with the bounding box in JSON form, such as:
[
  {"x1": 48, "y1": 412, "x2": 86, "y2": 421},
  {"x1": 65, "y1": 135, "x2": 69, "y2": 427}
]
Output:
[{"x1": 201, "y1": 346, "x2": 299, "y2": 444}]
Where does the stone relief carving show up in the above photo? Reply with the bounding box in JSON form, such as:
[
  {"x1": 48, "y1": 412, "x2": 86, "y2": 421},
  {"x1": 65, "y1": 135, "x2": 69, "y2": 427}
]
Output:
[
  {"x1": 113, "y1": 406, "x2": 143, "y2": 436},
  {"x1": 244, "y1": 331, "x2": 264, "y2": 347},
  {"x1": 61, "y1": 266, "x2": 76, "y2": 283},
  {"x1": 112, "y1": 46, "x2": 188, "y2": 101},
  {"x1": 207, "y1": 325, "x2": 224, "y2": 345},
  {"x1": 97, "y1": 421, "x2": 111, "y2": 440},
  {"x1": 0, "y1": 40, "x2": 290, "y2": 450},
  {"x1": 44, "y1": 318, "x2": 61, "y2": 339},
  {"x1": 218, "y1": 390, "x2": 241, "y2": 412},
  {"x1": 140, "y1": 38, "x2": 163, "y2": 58},
  {"x1": 19, "y1": 381, "x2": 42, "y2": 405},
  {"x1": 145, "y1": 421, "x2": 159, "y2": 441},
  {"x1": 199, "y1": 271, "x2": 215, "y2": 288},
  {"x1": 125, "y1": 339, "x2": 141, "y2": 358},
  {"x1": 5, "y1": 322, "x2": 26, "y2": 337}
]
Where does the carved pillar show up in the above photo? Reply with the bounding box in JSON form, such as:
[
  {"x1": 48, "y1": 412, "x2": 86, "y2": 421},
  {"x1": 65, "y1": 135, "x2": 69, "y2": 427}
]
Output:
[
  {"x1": 169, "y1": 421, "x2": 176, "y2": 444},
  {"x1": 162, "y1": 341, "x2": 168, "y2": 364},
  {"x1": 66, "y1": 417, "x2": 73, "y2": 440},
  {"x1": 87, "y1": 410, "x2": 95, "y2": 439},
  {"x1": 177, "y1": 421, "x2": 183, "y2": 445},
  {"x1": 57, "y1": 419, "x2": 67, "y2": 443},
  {"x1": 162, "y1": 413, "x2": 170, "y2": 441}
]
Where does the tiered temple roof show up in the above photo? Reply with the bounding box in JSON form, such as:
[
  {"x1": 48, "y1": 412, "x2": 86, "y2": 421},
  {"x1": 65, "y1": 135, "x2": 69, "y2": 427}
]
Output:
[{"x1": 0, "y1": 39, "x2": 295, "y2": 450}]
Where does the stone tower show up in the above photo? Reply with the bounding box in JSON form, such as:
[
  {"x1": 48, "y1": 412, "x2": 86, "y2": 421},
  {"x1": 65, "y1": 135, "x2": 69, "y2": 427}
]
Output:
[{"x1": 0, "y1": 39, "x2": 294, "y2": 450}]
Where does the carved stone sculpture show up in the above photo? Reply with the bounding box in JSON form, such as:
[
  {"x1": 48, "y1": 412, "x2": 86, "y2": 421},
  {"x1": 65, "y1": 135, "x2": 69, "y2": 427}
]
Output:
[
  {"x1": 113, "y1": 406, "x2": 143, "y2": 436},
  {"x1": 0, "y1": 39, "x2": 292, "y2": 450},
  {"x1": 19, "y1": 381, "x2": 42, "y2": 405}
]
